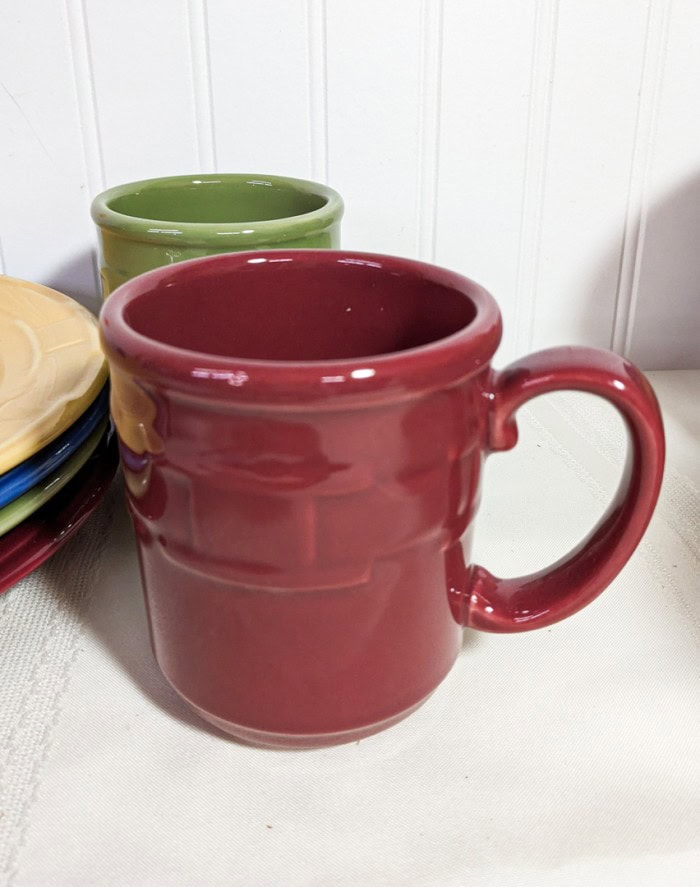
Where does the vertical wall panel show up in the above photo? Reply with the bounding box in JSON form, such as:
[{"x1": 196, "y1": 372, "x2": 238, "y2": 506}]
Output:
[
  {"x1": 415, "y1": 0, "x2": 443, "y2": 263},
  {"x1": 529, "y1": 0, "x2": 649, "y2": 353},
  {"x1": 207, "y1": 0, "x2": 312, "y2": 177},
  {"x1": 84, "y1": 0, "x2": 199, "y2": 184},
  {"x1": 0, "y1": 1, "x2": 96, "y2": 305},
  {"x1": 325, "y1": 0, "x2": 423, "y2": 255},
  {"x1": 2, "y1": 1, "x2": 700, "y2": 367},
  {"x1": 435, "y1": 0, "x2": 538, "y2": 364},
  {"x1": 627, "y1": 0, "x2": 700, "y2": 369}
]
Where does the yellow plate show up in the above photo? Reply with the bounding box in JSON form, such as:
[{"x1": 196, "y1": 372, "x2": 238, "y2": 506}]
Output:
[{"x1": 0, "y1": 276, "x2": 108, "y2": 475}]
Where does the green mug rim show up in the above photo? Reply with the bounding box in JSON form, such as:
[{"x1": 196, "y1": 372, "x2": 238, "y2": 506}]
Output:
[{"x1": 90, "y1": 173, "x2": 344, "y2": 248}]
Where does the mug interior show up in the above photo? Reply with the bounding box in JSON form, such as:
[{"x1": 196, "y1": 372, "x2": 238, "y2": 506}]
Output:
[
  {"x1": 107, "y1": 178, "x2": 328, "y2": 224},
  {"x1": 123, "y1": 257, "x2": 477, "y2": 362}
]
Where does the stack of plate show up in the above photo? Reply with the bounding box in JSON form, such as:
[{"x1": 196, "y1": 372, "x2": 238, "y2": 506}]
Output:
[{"x1": 0, "y1": 276, "x2": 119, "y2": 594}]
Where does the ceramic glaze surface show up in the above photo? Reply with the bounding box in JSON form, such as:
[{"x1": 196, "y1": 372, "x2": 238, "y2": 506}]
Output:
[
  {"x1": 0, "y1": 276, "x2": 108, "y2": 474},
  {"x1": 0, "y1": 385, "x2": 109, "y2": 509},
  {"x1": 0, "y1": 419, "x2": 107, "y2": 537},
  {"x1": 101, "y1": 250, "x2": 665, "y2": 748},
  {"x1": 0, "y1": 428, "x2": 118, "y2": 596},
  {"x1": 91, "y1": 174, "x2": 343, "y2": 297}
]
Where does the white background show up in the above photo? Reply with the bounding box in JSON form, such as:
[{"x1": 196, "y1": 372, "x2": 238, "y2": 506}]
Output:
[{"x1": 1, "y1": 0, "x2": 698, "y2": 369}]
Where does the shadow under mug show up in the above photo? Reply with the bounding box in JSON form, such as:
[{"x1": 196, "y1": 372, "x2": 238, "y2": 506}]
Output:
[
  {"x1": 91, "y1": 173, "x2": 343, "y2": 298},
  {"x1": 100, "y1": 250, "x2": 665, "y2": 749}
]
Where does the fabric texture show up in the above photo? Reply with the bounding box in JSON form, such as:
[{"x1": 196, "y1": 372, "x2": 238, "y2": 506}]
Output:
[
  {"x1": 1, "y1": 371, "x2": 698, "y2": 886},
  {"x1": 0, "y1": 486, "x2": 116, "y2": 883}
]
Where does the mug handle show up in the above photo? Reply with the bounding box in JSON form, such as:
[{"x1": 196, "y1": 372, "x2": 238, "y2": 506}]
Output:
[{"x1": 449, "y1": 347, "x2": 665, "y2": 632}]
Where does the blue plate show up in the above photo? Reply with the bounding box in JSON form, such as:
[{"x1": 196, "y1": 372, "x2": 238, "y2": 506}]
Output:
[{"x1": 0, "y1": 384, "x2": 110, "y2": 509}]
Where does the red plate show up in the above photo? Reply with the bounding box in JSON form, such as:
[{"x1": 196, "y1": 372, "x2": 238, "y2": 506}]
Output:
[{"x1": 0, "y1": 428, "x2": 119, "y2": 595}]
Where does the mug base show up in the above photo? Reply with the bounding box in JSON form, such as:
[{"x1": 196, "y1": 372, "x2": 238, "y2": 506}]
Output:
[{"x1": 186, "y1": 695, "x2": 433, "y2": 750}]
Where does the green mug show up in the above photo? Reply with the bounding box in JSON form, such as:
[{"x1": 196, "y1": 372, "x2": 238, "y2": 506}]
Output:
[{"x1": 91, "y1": 173, "x2": 344, "y2": 298}]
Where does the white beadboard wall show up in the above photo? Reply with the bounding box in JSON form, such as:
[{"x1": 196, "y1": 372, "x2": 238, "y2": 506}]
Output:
[{"x1": 1, "y1": 0, "x2": 698, "y2": 369}]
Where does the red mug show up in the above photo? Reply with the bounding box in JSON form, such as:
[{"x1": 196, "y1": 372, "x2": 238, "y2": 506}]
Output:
[{"x1": 100, "y1": 250, "x2": 665, "y2": 748}]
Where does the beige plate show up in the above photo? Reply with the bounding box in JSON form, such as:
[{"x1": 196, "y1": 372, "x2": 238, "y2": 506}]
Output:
[{"x1": 0, "y1": 276, "x2": 108, "y2": 475}]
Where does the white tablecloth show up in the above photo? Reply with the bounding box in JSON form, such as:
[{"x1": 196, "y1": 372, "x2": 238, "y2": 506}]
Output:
[{"x1": 1, "y1": 371, "x2": 698, "y2": 887}]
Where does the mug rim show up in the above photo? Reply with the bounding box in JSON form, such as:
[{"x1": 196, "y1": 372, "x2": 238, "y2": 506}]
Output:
[
  {"x1": 99, "y1": 250, "x2": 503, "y2": 408},
  {"x1": 90, "y1": 174, "x2": 344, "y2": 248}
]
